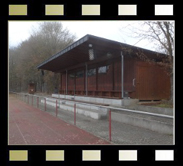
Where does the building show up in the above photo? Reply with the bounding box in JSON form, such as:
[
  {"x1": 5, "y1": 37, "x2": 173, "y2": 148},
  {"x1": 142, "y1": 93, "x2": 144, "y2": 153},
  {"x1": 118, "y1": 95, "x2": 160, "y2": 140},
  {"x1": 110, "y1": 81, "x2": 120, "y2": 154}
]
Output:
[
  {"x1": 37, "y1": 34, "x2": 170, "y2": 101},
  {"x1": 28, "y1": 82, "x2": 35, "y2": 94}
]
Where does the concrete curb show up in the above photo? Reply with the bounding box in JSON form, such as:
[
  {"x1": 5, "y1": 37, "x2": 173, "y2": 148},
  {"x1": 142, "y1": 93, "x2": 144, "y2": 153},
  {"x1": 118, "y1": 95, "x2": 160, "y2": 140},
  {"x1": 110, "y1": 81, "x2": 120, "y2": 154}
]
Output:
[
  {"x1": 111, "y1": 112, "x2": 173, "y2": 135},
  {"x1": 135, "y1": 105, "x2": 173, "y2": 116}
]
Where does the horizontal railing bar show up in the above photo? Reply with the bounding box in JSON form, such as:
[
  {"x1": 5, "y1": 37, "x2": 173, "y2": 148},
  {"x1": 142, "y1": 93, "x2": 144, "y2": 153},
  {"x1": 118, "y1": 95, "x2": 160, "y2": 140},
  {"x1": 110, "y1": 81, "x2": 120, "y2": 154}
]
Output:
[{"x1": 11, "y1": 92, "x2": 173, "y2": 119}]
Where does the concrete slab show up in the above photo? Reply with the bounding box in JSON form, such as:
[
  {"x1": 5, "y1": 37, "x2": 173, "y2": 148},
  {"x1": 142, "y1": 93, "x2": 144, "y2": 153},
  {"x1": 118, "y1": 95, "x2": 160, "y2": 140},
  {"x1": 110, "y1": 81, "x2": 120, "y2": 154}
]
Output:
[
  {"x1": 95, "y1": 98, "x2": 104, "y2": 104},
  {"x1": 112, "y1": 99, "x2": 123, "y2": 106}
]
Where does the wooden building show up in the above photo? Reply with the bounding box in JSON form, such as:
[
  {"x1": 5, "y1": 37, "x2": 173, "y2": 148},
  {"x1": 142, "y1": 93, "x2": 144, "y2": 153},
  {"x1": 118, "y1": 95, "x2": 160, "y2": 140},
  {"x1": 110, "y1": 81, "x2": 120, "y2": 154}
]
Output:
[
  {"x1": 28, "y1": 82, "x2": 35, "y2": 94},
  {"x1": 37, "y1": 34, "x2": 170, "y2": 101}
]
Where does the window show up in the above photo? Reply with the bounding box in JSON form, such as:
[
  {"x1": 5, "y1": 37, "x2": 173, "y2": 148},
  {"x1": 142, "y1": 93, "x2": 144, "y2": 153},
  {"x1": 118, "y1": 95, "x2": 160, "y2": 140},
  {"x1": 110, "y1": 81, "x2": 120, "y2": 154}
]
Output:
[
  {"x1": 76, "y1": 71, "x2": 84, "y2": 78},
  {"x1": 87, "y1": 68, "x2": 96, "y2": 76},
  {"x1": 98, "y1": 65, "x2": 109, "y2": 74},
  {"x1": 89, "y1": 48, "x2": 95, "y2": 60},
  {"x1": 69, "y1": 74, "x2": 75, "y2": 79}
]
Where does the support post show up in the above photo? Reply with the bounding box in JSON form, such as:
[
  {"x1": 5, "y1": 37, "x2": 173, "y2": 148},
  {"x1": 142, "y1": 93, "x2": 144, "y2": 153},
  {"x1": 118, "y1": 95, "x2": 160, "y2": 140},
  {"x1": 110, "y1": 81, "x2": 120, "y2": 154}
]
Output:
[
  {"x1": 111, "y1": 62, "x2": 115, "y2": 97},
  {"x1": 74, "y1": 72, "x2": 76, "y2": 96},
  {"x1": 85, "y1": 63, "x2": 88, "y2": 96},
  {"x1": 66, "y1": 70, "x2": 68, "y2": 95},
  {"x1": 60, "y1": 73, "x2": 62, "y2": 94},
  {"x1": 74, "y1": 103, "x2": 76, "y2": 125},
  {"x1": 121, "y1": 52, "x2": 124, "y2": 99}
]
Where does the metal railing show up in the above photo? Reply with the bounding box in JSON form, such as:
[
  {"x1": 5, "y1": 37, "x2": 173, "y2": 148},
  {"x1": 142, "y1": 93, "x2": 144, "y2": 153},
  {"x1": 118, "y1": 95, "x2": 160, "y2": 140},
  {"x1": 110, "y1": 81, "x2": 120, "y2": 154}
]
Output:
[{"x1": 10, "y1": 92, "x2": 173, "y2": 144}]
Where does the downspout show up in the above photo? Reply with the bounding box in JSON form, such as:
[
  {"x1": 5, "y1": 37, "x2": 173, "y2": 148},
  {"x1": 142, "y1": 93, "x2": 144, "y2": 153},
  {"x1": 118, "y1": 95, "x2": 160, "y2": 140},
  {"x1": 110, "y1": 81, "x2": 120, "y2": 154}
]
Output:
[
  {"x1": 121, "y1": 52, "x2": 124, "y2": 98},
  {"x1": 85, "y1": 63, "x2": 88, "y2": 96}
]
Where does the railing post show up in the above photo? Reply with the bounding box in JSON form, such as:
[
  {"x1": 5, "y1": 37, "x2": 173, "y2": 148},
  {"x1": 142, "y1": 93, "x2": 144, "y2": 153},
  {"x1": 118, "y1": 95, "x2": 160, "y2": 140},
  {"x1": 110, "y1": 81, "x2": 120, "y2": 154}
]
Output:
[
  {"x1": 32, "y1": 95, "x2": 33, "y2": 106},
  {"x1": 109, "y1": 110, "x2": 111, "y2": 142},
  {"x1": 37, "y1": 97, "x2": 39, "y2": 108},
  {"x1": 44, "y1": 98, "x2": 46, "y2": 111},
  {"x1": 56, "y1": 100, "x2": 58, "y2": 117},
  {"x1": 74, "y1": 103, "x2": 76, "y2": 125}
]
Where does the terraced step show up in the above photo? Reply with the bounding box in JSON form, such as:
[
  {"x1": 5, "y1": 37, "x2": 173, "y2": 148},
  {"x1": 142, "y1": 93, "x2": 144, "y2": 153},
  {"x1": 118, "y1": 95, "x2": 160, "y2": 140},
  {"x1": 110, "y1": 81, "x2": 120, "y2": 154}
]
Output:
[
  {"x1": 41, "y1": 98, "x2": 109, "y2": 120},
  {"x1": 41, "y1": 97, "x2": 173, "y2": 135}
]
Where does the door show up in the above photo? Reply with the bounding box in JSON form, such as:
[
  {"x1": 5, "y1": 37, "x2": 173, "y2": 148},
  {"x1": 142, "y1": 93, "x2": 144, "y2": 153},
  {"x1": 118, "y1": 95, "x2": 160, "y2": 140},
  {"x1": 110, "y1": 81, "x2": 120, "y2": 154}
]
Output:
[
  {"x1": 136, "y1": 61, "x2": 170, "y2": 100},
  {"x1": 136, "y1": 63, "x2": 155, "y2": 100}
]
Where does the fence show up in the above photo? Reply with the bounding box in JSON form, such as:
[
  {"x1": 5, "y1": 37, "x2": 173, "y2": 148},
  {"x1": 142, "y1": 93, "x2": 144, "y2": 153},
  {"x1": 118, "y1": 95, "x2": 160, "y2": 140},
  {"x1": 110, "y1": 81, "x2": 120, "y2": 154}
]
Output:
[
  {"x1": 10, "y1": 92, "x2": 113, "y2": 143},
  {"x1": 10, "y1": 92, "x2": 173, "y2": 144}
]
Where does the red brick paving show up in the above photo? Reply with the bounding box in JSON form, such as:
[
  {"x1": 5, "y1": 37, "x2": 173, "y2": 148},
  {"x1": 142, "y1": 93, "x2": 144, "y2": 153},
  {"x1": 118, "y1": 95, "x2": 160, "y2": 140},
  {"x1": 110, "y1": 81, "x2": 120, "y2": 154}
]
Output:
[{"x1": 9, "y1": 95, "x2": 110, "y2": 145}]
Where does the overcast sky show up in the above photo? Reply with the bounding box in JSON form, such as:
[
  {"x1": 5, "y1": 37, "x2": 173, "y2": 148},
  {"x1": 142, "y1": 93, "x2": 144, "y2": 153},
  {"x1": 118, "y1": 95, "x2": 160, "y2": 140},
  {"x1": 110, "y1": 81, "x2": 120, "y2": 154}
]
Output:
[{"x1": 8, "y1": 21, "x2": 155, "y2": 51}]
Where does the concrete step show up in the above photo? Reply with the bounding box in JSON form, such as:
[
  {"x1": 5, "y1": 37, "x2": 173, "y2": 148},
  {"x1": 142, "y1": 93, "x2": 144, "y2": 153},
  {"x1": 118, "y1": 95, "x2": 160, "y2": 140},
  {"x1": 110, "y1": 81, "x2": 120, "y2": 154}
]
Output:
[
  {"x1": 138, "y1": 101, "x2": 161, "y2": 105},
  {"x1": 41, "y1": 98, "x2": 109, "y2": 120},
  {"x1": 41, "y1": 97, "x2": 173, "y2": 135},
  {"x1": 52, "y1": 94, "x2": 138, "y2": 107},
  {"x1": 51, "y1": 94, "x2": 172, "y2": 116},
  {"x1": 111, "y1": 109, "x2": 173, "y2": 135}
]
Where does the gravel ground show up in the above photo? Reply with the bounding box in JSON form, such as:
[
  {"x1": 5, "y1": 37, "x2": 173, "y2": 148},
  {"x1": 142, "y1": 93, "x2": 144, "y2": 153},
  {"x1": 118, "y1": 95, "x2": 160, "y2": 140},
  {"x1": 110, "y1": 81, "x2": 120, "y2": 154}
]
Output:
[{"x1": 18, "y1": 94, "x2": 173, "y2": 145}]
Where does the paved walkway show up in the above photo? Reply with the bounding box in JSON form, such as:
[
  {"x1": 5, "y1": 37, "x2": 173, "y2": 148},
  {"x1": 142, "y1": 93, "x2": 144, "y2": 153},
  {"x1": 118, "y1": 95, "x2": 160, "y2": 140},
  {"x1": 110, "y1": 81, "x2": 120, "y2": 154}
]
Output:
[{"x1": 9, "y1": 95, "x2": 110, "y2": 145}]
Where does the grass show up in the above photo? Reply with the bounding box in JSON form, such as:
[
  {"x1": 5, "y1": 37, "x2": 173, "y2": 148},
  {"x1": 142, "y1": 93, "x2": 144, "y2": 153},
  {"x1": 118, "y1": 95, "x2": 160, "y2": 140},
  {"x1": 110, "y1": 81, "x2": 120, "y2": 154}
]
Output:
[{"x1": 154, "y1": 103, "x2": 173, "y2": 108}]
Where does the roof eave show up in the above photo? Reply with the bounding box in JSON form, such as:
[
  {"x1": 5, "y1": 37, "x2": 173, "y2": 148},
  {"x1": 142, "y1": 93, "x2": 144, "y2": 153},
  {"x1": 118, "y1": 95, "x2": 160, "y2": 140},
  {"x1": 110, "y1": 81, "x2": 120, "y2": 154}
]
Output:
[{"x1": 37, "y1": 34, "x2": 90, "y2": 69}]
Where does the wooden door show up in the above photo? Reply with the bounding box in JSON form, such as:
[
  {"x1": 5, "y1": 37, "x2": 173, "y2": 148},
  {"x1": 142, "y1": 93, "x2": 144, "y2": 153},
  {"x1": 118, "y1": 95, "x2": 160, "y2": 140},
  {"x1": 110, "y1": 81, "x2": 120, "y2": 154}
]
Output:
[
  {"x1": 136, "y1": 61, "x2": 170, "y2": 100},
  {"x1": 136, "y1": 63, "x2": 154, "y2": 100}
]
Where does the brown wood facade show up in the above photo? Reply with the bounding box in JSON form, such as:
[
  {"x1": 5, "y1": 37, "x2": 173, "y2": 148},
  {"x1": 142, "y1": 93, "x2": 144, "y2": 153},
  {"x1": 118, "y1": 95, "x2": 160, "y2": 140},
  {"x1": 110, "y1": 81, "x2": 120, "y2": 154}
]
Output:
[
  {"x1": 59, "y1": 56, "x2": 170, "y2": 100},
  {"x1": 38, "y1": 34, "x2": 171, "y2": 100}
]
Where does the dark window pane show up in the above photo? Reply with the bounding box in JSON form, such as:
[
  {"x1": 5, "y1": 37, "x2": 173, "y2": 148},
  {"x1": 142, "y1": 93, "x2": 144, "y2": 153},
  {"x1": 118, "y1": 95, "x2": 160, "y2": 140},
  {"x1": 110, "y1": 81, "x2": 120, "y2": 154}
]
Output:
[
  {"x1": 76, "y1": 71, "x2": 84, "y2": 78},
  {"x1": 87, "y1": 68, "x2": 96, "y2": 76}
]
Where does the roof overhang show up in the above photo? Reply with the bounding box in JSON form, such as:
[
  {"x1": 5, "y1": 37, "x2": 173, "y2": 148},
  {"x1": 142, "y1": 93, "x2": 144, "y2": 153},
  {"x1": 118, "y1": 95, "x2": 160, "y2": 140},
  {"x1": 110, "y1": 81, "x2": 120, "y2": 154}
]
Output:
[{"x1": 37, "y1": 34, "x2": 167, "y2": 72}]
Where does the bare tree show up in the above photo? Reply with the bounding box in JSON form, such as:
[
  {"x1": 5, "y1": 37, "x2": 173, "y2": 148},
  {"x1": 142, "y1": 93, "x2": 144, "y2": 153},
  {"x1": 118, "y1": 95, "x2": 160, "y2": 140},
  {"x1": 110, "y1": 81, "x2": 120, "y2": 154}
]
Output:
[
  {"x1": 9, "y1": 21, "x2": 76, "y2": 93},
  {"x1": 121, "y1": 21, "x2": 174, "y2": 103}
]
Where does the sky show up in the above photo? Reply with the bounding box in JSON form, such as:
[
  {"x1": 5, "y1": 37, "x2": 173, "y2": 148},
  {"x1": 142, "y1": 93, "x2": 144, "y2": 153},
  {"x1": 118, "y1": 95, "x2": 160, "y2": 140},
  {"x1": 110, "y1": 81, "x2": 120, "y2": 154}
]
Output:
[{"x1": 8, "y1": 21, "x2": 156, "y2": 51}]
